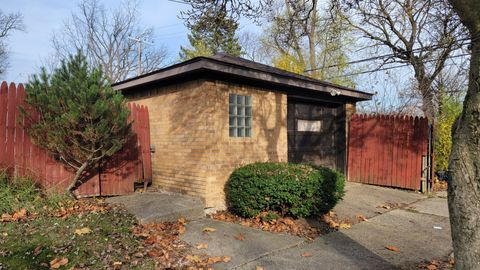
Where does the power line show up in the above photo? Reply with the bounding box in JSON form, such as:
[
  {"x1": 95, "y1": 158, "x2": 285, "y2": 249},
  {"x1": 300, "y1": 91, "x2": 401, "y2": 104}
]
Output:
[
  {"x1": 326, "y1": 53, "x2": 470, "y2": 79},
  {"x1": 305, "y1": 37, "x2": 472, "y2": 72},
  {"x1": 166, "y1": 0, "x2": 189, "y2": 4},
  {"x1": 128, "y1": 36, "x2": 154, "y2": 76}
]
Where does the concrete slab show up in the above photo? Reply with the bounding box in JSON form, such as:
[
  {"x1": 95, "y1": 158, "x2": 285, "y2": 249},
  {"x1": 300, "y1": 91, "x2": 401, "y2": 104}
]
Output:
[
  {"x1": 237, "y1": 235, "x2": 397, "y2": 270},
  {"x1": 434, "y1": 191, "x2": 448, "y2": 199},
  {"x1": 408, "y1": 197, "x2": 449, "y2": 217},
  {"x1": 106, "y1": 192, "x2": 205, "y2": 223},
  {"x1": 239, "y1": 209, "x2": 452, "y2": 270},
  {"x1": 333, "y1": 182, "x2": 426, "y2": 224},
  {"x1": 339, "y1": 209, "x2": 451, "y2": 267},
  {"x1": 180, "y1": 219, "x2": 305, "y2": 269}
]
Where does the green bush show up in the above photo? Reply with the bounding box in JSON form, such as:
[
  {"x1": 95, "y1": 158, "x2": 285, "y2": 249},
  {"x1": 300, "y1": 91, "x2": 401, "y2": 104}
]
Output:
[
  {"x1": 0, "y1": 170, "x2": 67, "y2": 214},
  {"x1": 226, "y1": 163, "x2": 345, "y2": 218},
  {"x1": 434, "y1": 95, "x2": 462, "y2": 171}
]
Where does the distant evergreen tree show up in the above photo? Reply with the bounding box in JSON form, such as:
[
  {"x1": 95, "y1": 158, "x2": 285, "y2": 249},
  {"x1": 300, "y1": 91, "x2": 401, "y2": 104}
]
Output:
[
  {"x1": 23, "y1": 52, "x2": 132, "y2": 198},
  {"x1": 179, "y1": 9, "x2": 242, "y2": 60}
]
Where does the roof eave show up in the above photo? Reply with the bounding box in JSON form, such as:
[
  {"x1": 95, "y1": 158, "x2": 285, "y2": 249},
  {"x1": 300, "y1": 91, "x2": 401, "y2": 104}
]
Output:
[{"x1": 113, "y1": 57, "x2": 373, "y2": 101}]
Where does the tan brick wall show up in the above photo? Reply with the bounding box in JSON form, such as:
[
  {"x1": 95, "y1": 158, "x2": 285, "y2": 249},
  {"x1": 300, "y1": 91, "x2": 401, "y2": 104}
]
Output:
[{"x1": 126, "y1": 79, "x2": 288, "y2": 208}]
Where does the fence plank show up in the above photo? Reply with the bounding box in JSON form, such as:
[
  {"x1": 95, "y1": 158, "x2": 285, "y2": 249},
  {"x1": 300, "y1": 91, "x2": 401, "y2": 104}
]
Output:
[
  {"x1": 14, "y1": 85, "x2": 25, "y2": 176},
  {"x1": 5, "y1": 83, "x2": 17, "y2": 172},
  {"x1": 0, "y1": 82, "x2": 8, "y2": 168},
  {"x1": 348, "y1": 113, "x2": 430, "y2": 190},
  {"x1": 0, "y1": 81, "x2": 151, "y2": 197}
]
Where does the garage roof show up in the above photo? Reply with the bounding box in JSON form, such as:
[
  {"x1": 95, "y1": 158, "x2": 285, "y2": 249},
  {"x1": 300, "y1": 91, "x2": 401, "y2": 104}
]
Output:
[{"x1": 112, "y1": 53, "x2": 373, "y2": 101}]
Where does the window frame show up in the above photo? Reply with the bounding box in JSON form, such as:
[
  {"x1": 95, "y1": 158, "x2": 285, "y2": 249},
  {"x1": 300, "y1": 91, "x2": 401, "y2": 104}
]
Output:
[{"x1": 229, "y1": 93, "x2": 252, "y2": 138}]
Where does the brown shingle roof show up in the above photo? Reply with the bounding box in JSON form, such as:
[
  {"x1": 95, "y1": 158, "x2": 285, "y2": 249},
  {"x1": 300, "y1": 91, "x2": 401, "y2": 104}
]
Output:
[{"x1": 113, "y1": 53, "x2": 372, "y2": 101}]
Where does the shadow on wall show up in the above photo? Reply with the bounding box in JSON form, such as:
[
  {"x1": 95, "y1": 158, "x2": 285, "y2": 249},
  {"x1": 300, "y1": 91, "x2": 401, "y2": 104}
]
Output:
[
  {"x1": 165, "y1": 79, "x2": 287, "y2": 205},
  {"x1": 256, "y1": 91, "x2": 285, "y2": 162}
]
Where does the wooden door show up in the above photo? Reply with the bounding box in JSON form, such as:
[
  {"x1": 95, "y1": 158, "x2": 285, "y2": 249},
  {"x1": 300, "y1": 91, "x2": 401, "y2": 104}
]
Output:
[{"x1": 287, "y1": 100, "x2": 346, "y2": 173}]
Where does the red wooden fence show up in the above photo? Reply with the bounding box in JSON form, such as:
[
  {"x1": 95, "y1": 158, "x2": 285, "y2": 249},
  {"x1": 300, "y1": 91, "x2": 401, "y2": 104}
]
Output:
[
  {"x1": 0, "y1": 81, "x2": 152, "y2": 196},
  {"x1": 348, "y1": 114, "x2": 432, "y2": 191}
]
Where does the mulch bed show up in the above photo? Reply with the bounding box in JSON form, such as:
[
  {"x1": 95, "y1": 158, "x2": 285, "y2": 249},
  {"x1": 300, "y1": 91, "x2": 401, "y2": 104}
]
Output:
[
  {"x1": 209, "y1": 210, "x2": 355, "y2": 239},
  {"x1": 418, "y1": 257, "x2": 454, "y2": 270}
]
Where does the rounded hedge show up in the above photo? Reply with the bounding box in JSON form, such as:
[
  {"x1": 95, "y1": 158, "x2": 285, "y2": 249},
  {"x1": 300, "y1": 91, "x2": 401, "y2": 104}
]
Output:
[{"x1": 226, "y1": 162, "x2": 345, "y2": 218}]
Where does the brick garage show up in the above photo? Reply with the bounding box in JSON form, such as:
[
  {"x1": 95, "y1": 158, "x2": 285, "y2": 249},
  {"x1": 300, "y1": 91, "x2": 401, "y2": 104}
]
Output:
[{"x1": 113, "y1": 54, "x2": 372, "y2": 208}]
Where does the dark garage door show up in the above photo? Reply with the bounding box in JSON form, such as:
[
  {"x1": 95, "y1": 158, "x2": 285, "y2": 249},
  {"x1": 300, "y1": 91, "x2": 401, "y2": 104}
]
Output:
[{"x1": 287, "y1": 100, "x2": 346, "y2": 173}]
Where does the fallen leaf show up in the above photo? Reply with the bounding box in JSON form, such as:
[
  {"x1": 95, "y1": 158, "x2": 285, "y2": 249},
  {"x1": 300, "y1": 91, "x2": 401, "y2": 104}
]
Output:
[
  {"x1": 356, "y1": 215, "x2": 369, "y2": 222},
  {"x1": 33, "y1": 246, "x2": 43, "y2": 256},
  {"x1": 113, "y1": 261, "x2": 122, "y2": 266},
  {"x1": 186, "y1": 255, "x2": 203, "y2": 263},
  {"x1": 147, "y1": 250, "x2": 159, "y2": 257},
  {"x1": 427, "y1": 264, "x2": 437, "y2": 270},
  {"x1": 1, "y1": 232, "x2": 7, "y2": 237},
  {"x1": 301, "y1": 252, "x2": 312, "y2": 257},
  {"x1": 430, "y1": 260, "x2": 440, "y2": 266},
  {"x1": 203, "y1": 227, "x2": 217, "y2": 233},
  {"x1": 386, "y1": 246, "x2": 400, "y2": 252},
  {"x1": 13, "y1": 208, "x2": 27, "y2": 220},
  {"x1": 145, "y1": 236, "x2": 156, "y2": 245},
  {"x1": 234, "y1": 233, "x2": 245, "y2": 241},
  {"x1": 178, "y1": 225, "x2": 186, "y2": 234},
  {"x1": 222, "y1": 256, "x2": 232, "y2": 263},
  {"x1": 207, "y1": 256, "x2": 223, "y2": 264},
  {"x1": 74, "y1": 227, "x2": 92, "y2": 235},
  {"x1": 256, "y1": 266, "x2": 264, "y2": 270},
  {"x1": 196, "y1": 243, "x2": 209, "y2": 249},
  {"x1": 133, "y1": 252, "x2": 144, "y2": 258},
  {"x1": 211, "y1": 210, "x2": 321, "y2": 239},
  {"x1": 137, "y1": 233, "x2": 150, "y2": 238},
  {"x1": 378, "y1": 204, "x2": 391, "y2": 210},
  {"x1": 50, "y1": 257, "x2": 69, "y2": 269},
  {"x1": 0, "y1": 213, "x2": 12, "y2": 222},
  {"x1": 339, "y1": 223, "x2": 351, "y2": 229}
]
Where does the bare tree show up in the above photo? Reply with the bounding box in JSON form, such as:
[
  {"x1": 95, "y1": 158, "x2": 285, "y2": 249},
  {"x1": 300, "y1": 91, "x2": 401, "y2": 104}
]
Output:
[
  {"x1": 52, "y1": 0, "x2": 167, "y2": 83},
  {"x1": 238, "y1": 31, "x2": 267, "y2": 62},
  {"x1": 356, "y1": 71, "x2": 424, "y2": 115},
  {"x1": 337, "y1": 0, "x2": 465, "y2": 120},
  {"x1": 0, "y1": 10, "x2": 24, "y2": 76}
]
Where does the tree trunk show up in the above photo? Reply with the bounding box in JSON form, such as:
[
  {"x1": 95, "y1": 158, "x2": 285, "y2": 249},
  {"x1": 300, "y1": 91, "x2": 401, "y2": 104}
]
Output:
[
  {"x1": 307, "y1": 1, "x2": 318, "y2": 76},
  {"x1": 413, "y1": 63, "x2": 436, "y2": 120},
  {"x1": 446, "y1": 1, "x2": 480, "y2": 268},
  {"x1": 66, "y1": 161, "x2": 90, "y2": 199}
]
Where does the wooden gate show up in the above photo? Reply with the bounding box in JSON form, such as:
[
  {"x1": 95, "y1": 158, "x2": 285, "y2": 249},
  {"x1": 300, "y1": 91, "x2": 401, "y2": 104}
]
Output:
[
  {"x1": 0, "y1": 81, "x2": 152, "y2": 196},
  {"x1": 347, "y1": 114, "x2": 432, "y2": 191}
]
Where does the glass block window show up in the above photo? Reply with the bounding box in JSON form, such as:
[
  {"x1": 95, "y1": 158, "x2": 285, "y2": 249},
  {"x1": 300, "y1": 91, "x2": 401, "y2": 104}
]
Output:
[{"x1": 229, "y1": 94, "x2": 252, "y2": 137}]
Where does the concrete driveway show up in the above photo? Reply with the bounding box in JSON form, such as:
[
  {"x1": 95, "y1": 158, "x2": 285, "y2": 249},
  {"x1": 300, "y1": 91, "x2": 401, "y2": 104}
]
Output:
[{"x1": 180, "y1": 182, "x2": 452, "y2": 270}]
